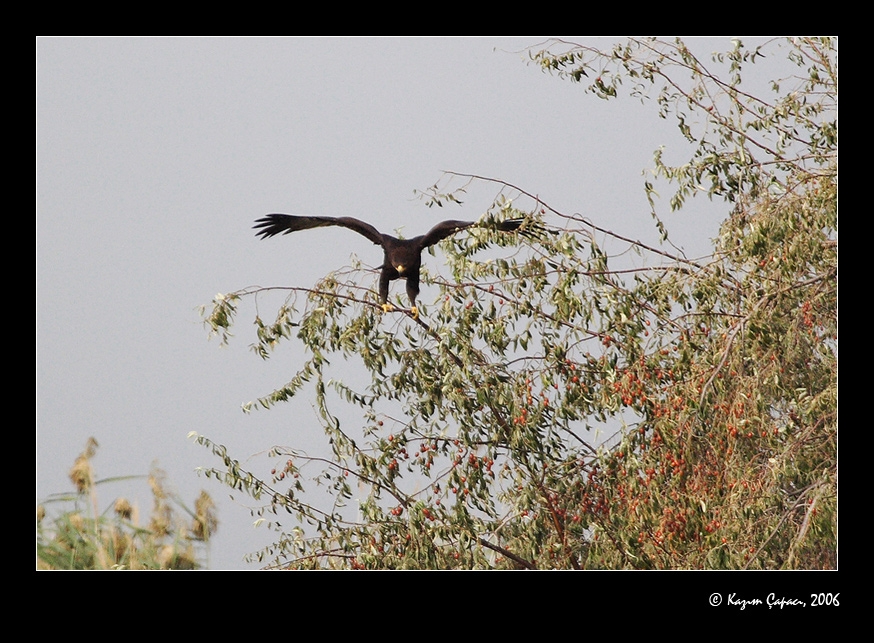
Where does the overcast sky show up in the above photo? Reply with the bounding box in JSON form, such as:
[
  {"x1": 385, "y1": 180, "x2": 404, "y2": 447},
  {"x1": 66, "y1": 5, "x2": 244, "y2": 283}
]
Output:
[{"x1": 37, "y1": 36, "x2": 741, "y2": 569}]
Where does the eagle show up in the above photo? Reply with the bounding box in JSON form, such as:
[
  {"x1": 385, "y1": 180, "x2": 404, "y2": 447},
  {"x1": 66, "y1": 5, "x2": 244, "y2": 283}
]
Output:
[{"x1": 254, "y1": 213, "x2": 528, "y2": 318}]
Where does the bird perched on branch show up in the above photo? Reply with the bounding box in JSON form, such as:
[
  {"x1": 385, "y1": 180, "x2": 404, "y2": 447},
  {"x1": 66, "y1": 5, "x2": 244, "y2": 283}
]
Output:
[{"x1": 254, "y1": 213, "x2": 530, "y2": 319}]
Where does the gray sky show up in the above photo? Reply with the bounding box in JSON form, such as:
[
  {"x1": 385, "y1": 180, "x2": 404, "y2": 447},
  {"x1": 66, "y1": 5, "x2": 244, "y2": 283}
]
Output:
[{"x1": 37, "y1": 37, "x2": 732, "y2": 569}]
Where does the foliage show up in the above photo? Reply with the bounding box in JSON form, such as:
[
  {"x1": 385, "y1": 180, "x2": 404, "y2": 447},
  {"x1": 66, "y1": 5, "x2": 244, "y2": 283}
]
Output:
[
  {"x1": 37, "y1": 438, "x2": 218, "y2": 570},
  {"x1": 199, "y1": 37, "x2": 836, "y2": 569}
]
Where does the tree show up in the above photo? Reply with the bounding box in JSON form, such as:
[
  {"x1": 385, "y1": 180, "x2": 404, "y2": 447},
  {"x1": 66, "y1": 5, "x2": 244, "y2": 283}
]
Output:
[{"x1": 198, "y1": 37, "x2": 836, "y2": 569}]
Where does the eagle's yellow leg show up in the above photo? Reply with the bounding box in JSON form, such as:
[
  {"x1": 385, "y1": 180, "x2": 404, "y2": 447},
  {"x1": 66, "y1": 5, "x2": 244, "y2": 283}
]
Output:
[{"x1": 381, "y1": 303, "x2": 395, "y2": 314}]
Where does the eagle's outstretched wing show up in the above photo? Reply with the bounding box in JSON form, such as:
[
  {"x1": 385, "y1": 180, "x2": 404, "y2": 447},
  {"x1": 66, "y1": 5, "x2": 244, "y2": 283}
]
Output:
[
  {"x1": 418, "y1": 218, "x2": 528, "y2": 249},
  {"x1": 254, "y1": 214, "x2": 384, "y2": 246},
  {"x1": 417, "y1": 220, "x2": 475, "y2": 248}
]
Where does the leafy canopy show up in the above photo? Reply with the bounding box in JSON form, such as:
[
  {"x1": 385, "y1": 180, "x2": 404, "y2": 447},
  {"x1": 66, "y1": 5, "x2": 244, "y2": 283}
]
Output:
[{"x1": 198, "y1": 37, "x2": 836, "y2": 569}]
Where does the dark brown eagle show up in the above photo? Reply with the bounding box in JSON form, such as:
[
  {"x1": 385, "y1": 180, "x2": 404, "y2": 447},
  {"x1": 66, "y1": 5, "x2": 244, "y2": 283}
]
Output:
[{"x1": 254, "y1": 213, "x2": 528, "y2": 318}]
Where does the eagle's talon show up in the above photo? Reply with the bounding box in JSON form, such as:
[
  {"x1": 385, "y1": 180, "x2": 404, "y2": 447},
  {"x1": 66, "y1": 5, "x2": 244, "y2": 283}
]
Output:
[
  {"x1": 410, "y1": 306, "x2": 419, "y2": 320},
  {"x1": 381, "y1": 303, "x2": 395, "y2": 314}
]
